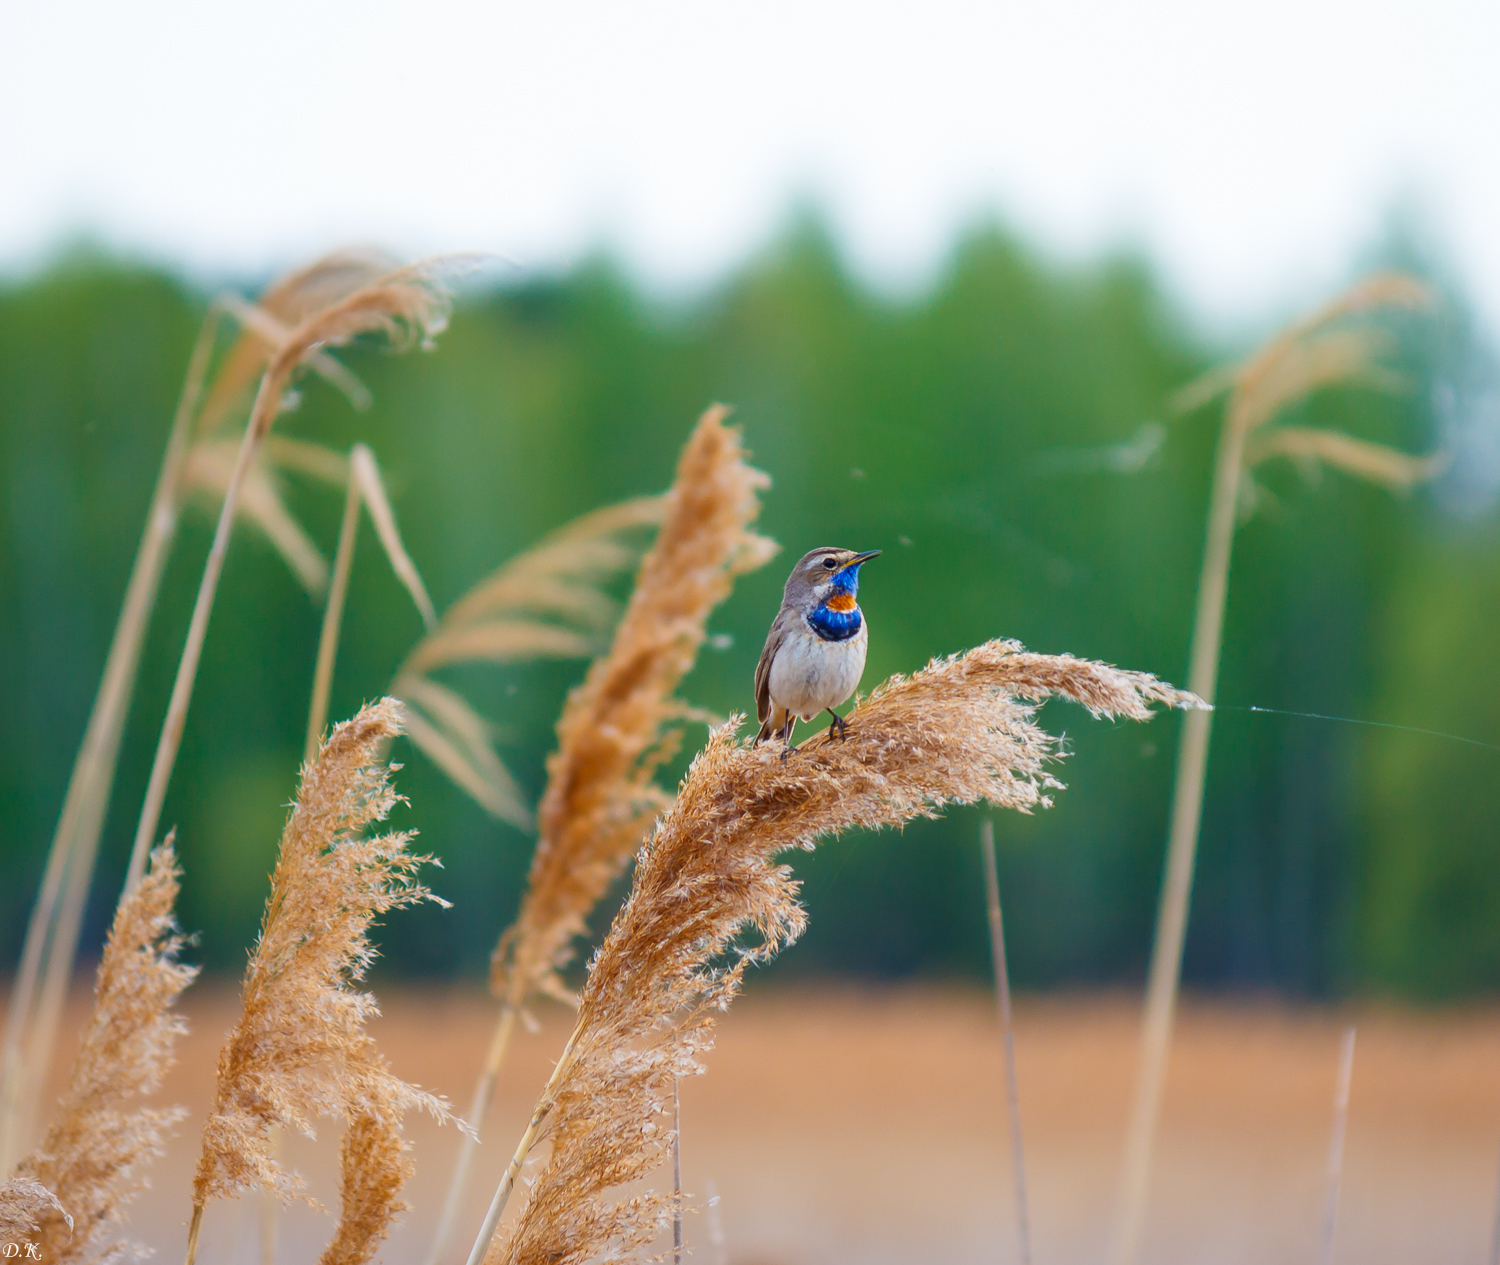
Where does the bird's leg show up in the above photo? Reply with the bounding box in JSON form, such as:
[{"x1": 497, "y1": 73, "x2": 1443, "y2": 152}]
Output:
[
  {"x1": 778, "y1": 715, "x2": 797, "y2": 761},
  {"x1": 825, "y1": 708, "x2": 849, "y2": 741}
]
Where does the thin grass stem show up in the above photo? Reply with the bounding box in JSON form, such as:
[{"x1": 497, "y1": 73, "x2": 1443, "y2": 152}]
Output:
[
  {"x1": 424, "y1": 1005, "x2": 519, "y2": 1265},
  {"x1": 125, "y1": 369, "x2": 280, "y2": 892},
  {"x1": 464, "y1": 1016, "x2": 586, "y2": 1265},
  {"x1": 184, "y1": 1202, "x2": 204, "y2": 1265},
  {"x1": 672, "y1": 1075, "x2": 683, "y2": 1265},
  {"x1": 980, "y1": 820, "x2": 1032, "y2": 1265},
  {"x1": 305, "y1": 461, "x2": 364, "y2": 764},
  {"x1": 1318, "y1": 1026, "x2": 1356, "y2": 1265},
  {"x1": 0, "y1": 305, "x2": 220, "y2": 1172},
  {"x1": 1109, "y1": 397, "x2": 1245, "y2": 1265},
  {"x1": 260, "y1": 1162, "x2": 278, "y2": 1265},
  {"x1": 1490, "y1": 1143, "x2": 1500, "y2": 1265}
]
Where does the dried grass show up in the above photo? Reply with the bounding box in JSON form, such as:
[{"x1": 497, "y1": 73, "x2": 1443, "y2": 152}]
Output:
[
  {"x1": 427, "y1": 408, "x2": 773, "y2": 1265},
  {"x1": 186, "y1": 700, "x2": 455, "y2": 1263},
  {"x1": 305, "y1": 443, "x2": 436, "y2": 764},
  {"x1": 14, "y1": 843, "x2": 196, "y2": 1264},
  {"x1": 0, "y1": 308, "x2": 220, "y2": 1177},
  {"x1": 318, "y1": 1114, "x2": 414, "y2": 1265},
  {"x1": 182, "y1": 437, "x2": 331, "y2": 595},
  {"x1": 493, "y1": 404, "x2": 777, "y2": 1012},
  {"x1": 393, "y1": 496, "x2": 665, "y2": 829},
  {"x1": 198, "y1": 251, "x2": 399, "y2": 434},
  {"x1": 479, "y1": 641, "x2": 1199, "y2": 1265},
  {"x1": 1, "y1": 252, "x2": 392, "y2": 1174},
  {"x1": 1111, "y1": 271, "x2": 1438, "y2": 1265},
  {"x1": 128, "y1": 259, "x2": 460, "y2": 893}
]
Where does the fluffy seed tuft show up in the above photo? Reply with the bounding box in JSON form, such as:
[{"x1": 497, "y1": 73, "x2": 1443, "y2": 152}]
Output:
[
  {"x1": 488, "y1": 641, "x2": 1200, "y2": 1265},
  {"x1": 16, "y1": 841, "x2": 196, "y2": 1265},
  {"x1": 492, "y1": 404, "x2": 777, "y2": 1010},
  {"x1": 191, "y1": 699, "x2": 454, "y2": 1218}
]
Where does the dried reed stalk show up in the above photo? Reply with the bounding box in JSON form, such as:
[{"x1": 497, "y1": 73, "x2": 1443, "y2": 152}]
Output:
[
  {"x1": 425, "y1": 408, "x2": 773, "y2": 1265},
  {"x1": 0, "y1": 311, "x2": 217, "y2": 1176},
  {"x1": 980, "y1": 819, "x2": 1032, "y2": 1265},
  {"x1": 306, "y1": 444, "x2": 436, "y2": 764},
  {"x1": 15, "y1": 842, "x2": 197, "y2": 1265},
  {"x1": 185, "y1": 699, "x2": 455, "y2": 1265},
  {"x1": 394, "y1": 494, "x2": 665, "y2": 831},
  {"x1": 671, "y1": 1076, "x2": 683, "y2": 1265},
  {"x1": 471, "y1": 640, "x2": 1201, "y2": 1265},
  {"x1": 128, "y1": 261, "x2": 457, "y2": 894},
  {"x1": 182, "y1": 438, "x2": 332, "y2": 596},
  {"x1": 1317, "y1": 1026, "x2": 1356, "y2": 1265},
  {"x1": 496, "y1": 404, "x2": 776, "y2": 1012},
  {"x1": 1110, "y1": 273, "x2": 1436, "y2": 1265},
  {"x1": 198, "y1": 251, "x2": 397, "y2": 431},
  {"x1": 1489, "y1": 1144, "x2": 1500, "y2": 1265},
  {"x1": 1, "y1": 253, "x2": 401, "y2": 1176}
]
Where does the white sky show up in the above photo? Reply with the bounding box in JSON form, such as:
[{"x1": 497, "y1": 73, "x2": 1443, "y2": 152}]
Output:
[{"x1": 3, "y1": 0, "x2": 1498, "y2": 332}]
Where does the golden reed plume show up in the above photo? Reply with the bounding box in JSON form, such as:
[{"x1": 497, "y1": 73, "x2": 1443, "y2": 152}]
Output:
[
  {"x1": 13, "y1": 842, "x2": 197, "y2": 1264},
  {"x1": 128, "y1": 258, "x2": 462, "y2": 893},
  {"x1": 494, "y1": 403, "x2": 777, "y2": 1011},
  {"x1": 475, "y1": 641, "x2": 1202, "y2": 1265},
  {"x1": 0, "y1": 250, "x2": 398, "y2": 1179},
  {"x1": 425, "y1": 407, "x2": 773, "y2": 1265},
  {"x1": 185, "y1": 700, "x2": 455, "y2": 1265},
  {"x1": 318, "y1": 1114, "x2": 413, "y2": 1265}
]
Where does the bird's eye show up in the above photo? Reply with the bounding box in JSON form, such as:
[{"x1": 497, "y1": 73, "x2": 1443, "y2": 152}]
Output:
[{"x1": 822, "y1": 557, "x2": 839, "y2": 569}]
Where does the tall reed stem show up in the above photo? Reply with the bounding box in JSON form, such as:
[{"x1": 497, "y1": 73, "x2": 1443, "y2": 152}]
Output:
[
  {"x1": 980, "y1": 820, "x2": 1032, "y2": 1265},
  {"x1": 424, "y1": 1005, "x2": 519, "y2": 1265},
  {"x1": 1110, "y1": 399, "x2": 1246, "y2": 1265},
  {"x1": 0, "y1": 308, "x2": 220, "y2": 1172},
  {"x1": 184, "y1": 1201, "x2": 204, "y2": 1265},
  {"x1": 464, "y1": 1016, "x2": 585, "y2": 1265},
  {"x1": 125, "y1": 368, "x2": 281, "y2": 892},
  {"x1": 672, "y1": 1075, "x2": 683, "y2": 1265},
  {"x1": 305, "y1": 460, "x2": 363, "y2": 763},
  {"x1": 1318, "y1": 1026, "x2": 1356, "y2": 1265},
  {"x1": 1488, "y1": 1142, "x2": 1500, "y2": 1265}
]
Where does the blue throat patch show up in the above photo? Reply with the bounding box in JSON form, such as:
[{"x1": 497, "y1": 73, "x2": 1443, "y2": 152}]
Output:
[
  {"x1": 808, "y1": 603, "x2": 862, "y2": 641},
  {"x1": 808, "y1": 561, "x2": 865, "y2": 641}
]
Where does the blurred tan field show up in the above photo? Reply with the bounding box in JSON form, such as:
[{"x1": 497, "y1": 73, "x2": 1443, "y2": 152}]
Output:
[{"x1": 31, "y1": 983, "x2": 1500, "y2": 1265}]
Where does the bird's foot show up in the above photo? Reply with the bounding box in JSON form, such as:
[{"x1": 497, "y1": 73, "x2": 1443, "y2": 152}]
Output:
[
  {"x1": 825, "y1": 709, "x2": 850, "y2": 742},
  {"x1": 779, "y1": 741, "x2": 798, "y2": 762}
]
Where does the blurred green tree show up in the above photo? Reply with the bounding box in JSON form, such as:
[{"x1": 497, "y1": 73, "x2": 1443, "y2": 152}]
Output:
[{"x1": 1, "y1": 214, "x2": 1488, "y2": 998}]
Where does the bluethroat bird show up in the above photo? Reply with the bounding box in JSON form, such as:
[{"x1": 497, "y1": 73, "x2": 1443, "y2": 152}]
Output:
[{"x1": 754, "y1": 546, "x2": 881, "y2": 750}]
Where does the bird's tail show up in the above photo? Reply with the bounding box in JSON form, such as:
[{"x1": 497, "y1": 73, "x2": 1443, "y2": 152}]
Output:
[{"x1": 755, "y1": 705, "x2": 789, "y2": 745}]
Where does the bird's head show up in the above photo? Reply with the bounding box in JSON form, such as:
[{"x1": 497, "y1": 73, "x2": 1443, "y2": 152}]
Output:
[{"x1": 783, "y1": 546, "x2": 881, "y2": 609}]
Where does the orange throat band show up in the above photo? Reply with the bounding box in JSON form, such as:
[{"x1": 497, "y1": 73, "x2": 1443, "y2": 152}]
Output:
[{"x1": 825, "y1": 592, "x2": 857, "y2": 613}]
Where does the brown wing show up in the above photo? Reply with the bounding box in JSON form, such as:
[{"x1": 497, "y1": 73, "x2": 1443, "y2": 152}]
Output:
[{"x1": 753, "y1": 608, "x2": 790, "y2": 724}]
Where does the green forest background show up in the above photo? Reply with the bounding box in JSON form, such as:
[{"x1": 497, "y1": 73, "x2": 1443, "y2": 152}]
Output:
[{"x1": 2, "y1": 216, "x2": 1497, "y2": 998}]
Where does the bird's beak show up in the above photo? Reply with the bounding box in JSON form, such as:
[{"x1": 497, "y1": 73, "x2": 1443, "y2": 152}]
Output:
[{"x1": 839, "y1": 549, "x2": 882, "y2": 572}]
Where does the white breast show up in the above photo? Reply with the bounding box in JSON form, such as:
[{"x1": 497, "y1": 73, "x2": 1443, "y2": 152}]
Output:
[{"x1": 768, "y1": 617, "x2": 868, "y2": 721}]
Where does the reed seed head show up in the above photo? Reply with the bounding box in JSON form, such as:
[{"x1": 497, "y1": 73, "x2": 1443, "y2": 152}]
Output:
[
  {"x1": 16, "y1": 841, "x2": 197, "y2": 1265},
  {"x1": 490, "y1": 640, "x2": 1199, "y2": 1265},
  {"x1": 317, "y1": 1113, "x2": 413, "y2": 1265},
  {"x1": 191, "y1": 699, "x2": 454, "y2": 1213},
  {"x1": 492, "y1": 405, "x2": 777, "y2": 1011}
]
